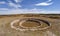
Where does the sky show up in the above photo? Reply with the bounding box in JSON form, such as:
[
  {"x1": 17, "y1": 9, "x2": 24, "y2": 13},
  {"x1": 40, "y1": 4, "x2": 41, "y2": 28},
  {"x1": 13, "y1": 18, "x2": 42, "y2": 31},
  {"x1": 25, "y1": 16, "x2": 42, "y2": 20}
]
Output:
[{"x1": 0, "y1": 0, "x2": 60, "y2": 15}]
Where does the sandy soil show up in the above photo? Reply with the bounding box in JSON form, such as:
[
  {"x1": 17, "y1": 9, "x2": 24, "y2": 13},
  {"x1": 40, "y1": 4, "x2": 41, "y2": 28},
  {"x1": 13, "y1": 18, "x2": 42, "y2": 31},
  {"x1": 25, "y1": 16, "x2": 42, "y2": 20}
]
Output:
[{"x1": 0, "y1": 14, "x2": 60, "y2": 36}]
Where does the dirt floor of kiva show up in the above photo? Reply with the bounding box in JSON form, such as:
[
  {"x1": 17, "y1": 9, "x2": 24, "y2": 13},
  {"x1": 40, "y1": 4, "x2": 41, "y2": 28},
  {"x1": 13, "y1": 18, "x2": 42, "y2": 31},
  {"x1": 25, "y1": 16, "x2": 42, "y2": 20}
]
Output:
[{"x1": 0, "y1": 14, "x2": 60, "y2": 36}]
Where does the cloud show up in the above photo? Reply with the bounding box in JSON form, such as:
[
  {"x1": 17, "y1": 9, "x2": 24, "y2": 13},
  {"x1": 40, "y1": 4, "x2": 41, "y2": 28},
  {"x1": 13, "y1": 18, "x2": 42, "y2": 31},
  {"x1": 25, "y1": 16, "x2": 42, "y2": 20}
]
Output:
[
  {"x1": 48, "y1": 0, "x2": 52, "y2": 2},
  {"x1": 35, "y1": 0, "x2": 53, "y2": 6},
  {"x1": 0, "y1": 8, "x2": 9, "y2": 11},
  {"x1": 0, "y1": 8, "x2": 60, "y2": 15},
  {"x1": 14, "y1": 0, "x2": 22, "y2": 3},
  {"x1": 46, "y1": 0, "x2": 52, "y2": 2},
  {"x1": 8, "y1": 2, "x2": 21, "y2": 8},
  {"x1": 0, "y1": 8, "x2": 45, "y2": 15},
  {"x1": 0, "y1": 0, "x2": 22, "y2": 8},
  {"x1": 8, "y1": 0, "x2": 22, "y2": 9},
  {"x1": 0, "y1": 1, "x2": 6, "y2": 4},
  {"x1": 35, "y1": 2, "x2": 53, "y2": 6}
]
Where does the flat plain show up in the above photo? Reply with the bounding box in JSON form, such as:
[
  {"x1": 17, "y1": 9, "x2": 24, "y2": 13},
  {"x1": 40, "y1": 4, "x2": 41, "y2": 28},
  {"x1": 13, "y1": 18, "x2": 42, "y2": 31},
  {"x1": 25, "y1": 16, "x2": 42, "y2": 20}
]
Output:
[{"x1": 0, "y1": 14, "x2": 60, "y2": 36}]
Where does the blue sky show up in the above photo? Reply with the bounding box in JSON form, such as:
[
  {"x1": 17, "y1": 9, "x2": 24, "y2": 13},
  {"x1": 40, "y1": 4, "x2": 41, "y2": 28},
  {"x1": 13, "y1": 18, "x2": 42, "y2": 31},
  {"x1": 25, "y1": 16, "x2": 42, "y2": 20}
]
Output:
[{"x1": 0, "y1": 0, "x2": 60, "y2": 15}]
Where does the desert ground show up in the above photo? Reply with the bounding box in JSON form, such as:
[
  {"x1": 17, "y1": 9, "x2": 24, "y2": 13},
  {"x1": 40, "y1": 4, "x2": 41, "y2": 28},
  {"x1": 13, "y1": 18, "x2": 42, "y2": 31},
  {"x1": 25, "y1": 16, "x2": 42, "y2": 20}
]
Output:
[{"x1": 0, "y1": 14, "x2": 60, "y2": 36}]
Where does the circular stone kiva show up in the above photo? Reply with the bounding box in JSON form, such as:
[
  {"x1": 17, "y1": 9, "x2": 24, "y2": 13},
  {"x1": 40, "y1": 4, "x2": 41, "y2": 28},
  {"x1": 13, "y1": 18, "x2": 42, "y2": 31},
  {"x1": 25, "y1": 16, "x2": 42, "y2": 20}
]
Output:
[{"x1": 10, "y1": 18, "x2": 51, "y2": 31}]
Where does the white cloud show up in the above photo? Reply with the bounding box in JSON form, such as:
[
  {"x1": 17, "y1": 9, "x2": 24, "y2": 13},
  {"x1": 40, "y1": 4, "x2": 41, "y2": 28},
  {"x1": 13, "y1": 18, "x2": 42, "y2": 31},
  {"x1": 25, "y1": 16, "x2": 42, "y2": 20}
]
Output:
[
  {"x1": 0, "y1": 8, "x2": 60, "y2": 15},
  {"x1": 46, "y1": 0, "x2": 52, "y2": 2},
  {"x1": 0, "y1": 0, "x2": 22, "y2": 8},
  {"x1": 8, "y1": 2, "x2": 21, "y2": 8},
  {"x1": 35, "y1": 2, "x2": 53, "y2": 6},
  {"x1": 0, "y1": 9, "x2": 45, "y2": 15},
  {"x1": 0, "y1": 8, "x2": 9, "y2": 10},
  {"x1": 8, "y1": 1, "x2": 21, "y2": 9},
  {"x1": 14, "y1": 0, "x2": 22, "y2": 3},
  {"x1": 35, "y1": 0, "x2": 53, "y2": 6},
  {"x1": 48, "y1": 0, "x2": 52, "y2": 2},
  {"x1": 0, "y1": 1, "x2": 6, "y2": 4}
]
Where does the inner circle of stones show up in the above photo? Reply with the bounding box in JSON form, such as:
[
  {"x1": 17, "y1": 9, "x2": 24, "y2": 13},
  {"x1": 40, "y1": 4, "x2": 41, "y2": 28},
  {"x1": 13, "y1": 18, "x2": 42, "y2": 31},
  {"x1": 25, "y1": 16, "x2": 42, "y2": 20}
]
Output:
[{"x1": 19, "y1": 18, "x2": 41, "y2": 29}]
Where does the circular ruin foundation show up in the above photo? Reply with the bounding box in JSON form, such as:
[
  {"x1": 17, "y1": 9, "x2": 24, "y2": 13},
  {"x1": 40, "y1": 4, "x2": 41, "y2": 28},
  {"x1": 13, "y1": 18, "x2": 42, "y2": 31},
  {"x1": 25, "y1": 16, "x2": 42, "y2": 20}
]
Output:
[{"x1": 10, "y1": 18, "x2": 51, "y2": 31}]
